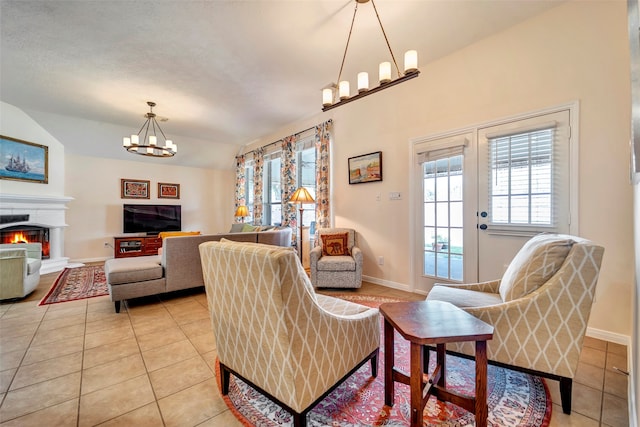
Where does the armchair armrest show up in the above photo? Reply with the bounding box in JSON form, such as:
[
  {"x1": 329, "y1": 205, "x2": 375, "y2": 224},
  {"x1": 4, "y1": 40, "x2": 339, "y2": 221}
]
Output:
[{"x1": 433, "y1": 279, "x2": 501, "y2": 294}]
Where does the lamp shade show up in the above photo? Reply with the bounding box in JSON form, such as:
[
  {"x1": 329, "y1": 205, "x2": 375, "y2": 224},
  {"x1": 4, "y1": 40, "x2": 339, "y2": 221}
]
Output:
[
  {"x1": 289, "y1": 187, "x2": 315, "y2": 204},
  {"x1": 234, "y1": 205, "x2": 249, "y2": 217}
]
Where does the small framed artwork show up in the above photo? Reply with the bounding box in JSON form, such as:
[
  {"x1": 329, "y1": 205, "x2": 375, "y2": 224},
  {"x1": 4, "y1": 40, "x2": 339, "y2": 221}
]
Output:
[
  {"x1": 158, "y1": 182, "x2": 180, "y2": 199},
  {"x1": 0, "y1": 135, "x2": 48, "y2": 184},
  {"x1": 348, "y1": 151, "x2": 382, "y2": 184},
  {"x1": 121, "y1": 179, "x2": 150, "y2": 199}
]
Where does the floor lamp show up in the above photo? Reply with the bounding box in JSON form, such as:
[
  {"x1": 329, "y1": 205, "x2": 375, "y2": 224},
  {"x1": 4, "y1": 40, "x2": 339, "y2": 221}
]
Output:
[{"x1": 289, "y1": 187, "x2": 315, "y2": 261}]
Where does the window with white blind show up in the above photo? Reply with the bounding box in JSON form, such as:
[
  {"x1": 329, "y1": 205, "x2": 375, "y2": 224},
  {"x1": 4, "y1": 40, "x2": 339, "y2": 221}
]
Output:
[
  {"x1": 489, "y1": 127, "x2": 553, "y2": 226},
  {"x1": 479, "y1": 109, "x2": 571, "y2": 235}
]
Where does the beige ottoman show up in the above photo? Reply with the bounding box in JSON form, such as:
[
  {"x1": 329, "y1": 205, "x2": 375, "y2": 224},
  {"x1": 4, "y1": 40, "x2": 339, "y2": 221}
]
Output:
[{"x1": 104, "y1": 256, "x2": 166, "y2": 313}]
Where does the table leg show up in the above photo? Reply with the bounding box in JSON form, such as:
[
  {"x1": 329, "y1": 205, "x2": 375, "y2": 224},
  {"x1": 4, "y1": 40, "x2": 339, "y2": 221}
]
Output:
[
  {"x1": 436, "y1": 343, "x2": 446, "y2": 388},
  {"x1": 410, "y1": 342, "x2": 424, "y2": 427},
  {"x1": 475, "y1": 340, "x2": 488, "y2": 427},
  {"x1": 384, "y1": 318, "x2": 395, "y2": 407}
]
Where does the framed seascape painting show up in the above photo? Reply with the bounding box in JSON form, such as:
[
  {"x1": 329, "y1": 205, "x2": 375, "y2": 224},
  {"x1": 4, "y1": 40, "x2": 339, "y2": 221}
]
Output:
[
  {"x1": 348, "y1": 151, "x2": 383, "y2": 184},
  {"x1": 0, "y1": 135, "x2": 48, "y2": 183},
  {"x1": 158, "y1": 182, "x2": 180, "y2": 199},
  {"x1": 121, "y1": 179, "x2": 150, "y2": 199}
]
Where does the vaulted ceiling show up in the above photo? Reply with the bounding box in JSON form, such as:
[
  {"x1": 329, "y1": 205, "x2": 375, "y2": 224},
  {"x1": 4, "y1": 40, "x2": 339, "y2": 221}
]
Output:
[{"x1": 0, "y1": 0, "x2": 563, "y2": 169}]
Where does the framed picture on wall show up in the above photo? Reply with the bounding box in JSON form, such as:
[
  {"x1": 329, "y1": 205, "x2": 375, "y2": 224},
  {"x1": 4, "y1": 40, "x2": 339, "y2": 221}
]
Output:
[
  {"x1": 121, "y1": 179, "x2": 150, "y2": 199},
  {"x1": 158, "y1": 182, "x2": 180, "y2": 199},
  {"x1": 348, "y1": 151, "x2": 382, "y2": 184},
  {"x1": 0, "y1": 135, "x2": 48, "y2": 184}
]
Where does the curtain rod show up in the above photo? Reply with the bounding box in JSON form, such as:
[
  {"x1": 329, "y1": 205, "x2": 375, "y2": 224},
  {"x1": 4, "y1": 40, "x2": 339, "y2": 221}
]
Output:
[{"x1": 238, "y1": 119, "x2": 332, "y2": 158}]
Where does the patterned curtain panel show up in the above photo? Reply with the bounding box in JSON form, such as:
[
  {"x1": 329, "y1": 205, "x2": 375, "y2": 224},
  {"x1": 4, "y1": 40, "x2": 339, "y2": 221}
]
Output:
[
  {"x1": 234, "y1": 154, "x2": 246, "y2": 222},
  {"x1": 315, "y1": 120, "x2": 332, "y2": 230},
  {"x1": 253, "y1": 147, "x2": 265, "y2": 225},
  {"x1": 281, "y1": 136, "x2": 298, "y2": 247}
]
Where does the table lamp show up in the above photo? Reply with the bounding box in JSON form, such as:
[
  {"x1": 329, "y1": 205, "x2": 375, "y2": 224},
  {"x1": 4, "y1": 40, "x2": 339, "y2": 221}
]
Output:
[{"x1": 234, "y1": 205, "x2": 249, "y2": 223}]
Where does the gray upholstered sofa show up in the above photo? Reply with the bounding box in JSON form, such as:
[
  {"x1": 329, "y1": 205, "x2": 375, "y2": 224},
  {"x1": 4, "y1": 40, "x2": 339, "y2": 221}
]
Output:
[{"x1": 105, "y1": 228, "x2": 292, "y2": 312}]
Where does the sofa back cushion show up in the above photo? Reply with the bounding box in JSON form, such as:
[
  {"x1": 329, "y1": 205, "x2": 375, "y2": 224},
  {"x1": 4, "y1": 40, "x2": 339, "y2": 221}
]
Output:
[{"x1": 499, "y1": 234, "x2": 574, "y2": 302}]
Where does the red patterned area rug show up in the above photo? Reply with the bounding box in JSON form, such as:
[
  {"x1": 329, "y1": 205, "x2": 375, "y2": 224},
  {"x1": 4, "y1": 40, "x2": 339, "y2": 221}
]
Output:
[
  {"x1": 217, "y1": 294, "x2": 552, "y2": 427},
  {"x1": 39, "y1": 265, "x2": 108, "y2": 306}
]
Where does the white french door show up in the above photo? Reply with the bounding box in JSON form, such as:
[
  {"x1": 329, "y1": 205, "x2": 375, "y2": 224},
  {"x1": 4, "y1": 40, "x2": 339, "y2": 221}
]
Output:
[
  {"x1": 412, "y1": 132, "x2": 477, "y2": 293},
  {"x1": 412, "y1": 104, "x2": 576, "y2": 292}
]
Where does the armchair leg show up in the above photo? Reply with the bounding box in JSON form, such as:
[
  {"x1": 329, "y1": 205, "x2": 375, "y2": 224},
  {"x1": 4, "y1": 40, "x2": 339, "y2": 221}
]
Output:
[
  {"x1": 292, "y1": 413, "x2": 306, "y2": 427},
  {"x1": 371, "y1": 349, "x2": 379, "y2": 377},
  {"x1": 220, "y1": 363, "x2": 231, "y2": 395},
  {"x1": 559, "y1": 377, "x2": 572, "y2": 414}
]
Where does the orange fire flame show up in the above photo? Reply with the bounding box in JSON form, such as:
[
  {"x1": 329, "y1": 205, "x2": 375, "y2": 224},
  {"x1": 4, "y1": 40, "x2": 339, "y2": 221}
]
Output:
[{"x1": 10, "y1": 232, "x2": 29, "y2": 244}]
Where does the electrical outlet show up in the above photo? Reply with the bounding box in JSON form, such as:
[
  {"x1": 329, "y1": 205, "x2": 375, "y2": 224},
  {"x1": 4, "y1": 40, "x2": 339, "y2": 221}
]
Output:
[
  {"x1": 377, "y1": 256, "x2": 384, "y2": 266},
  {"x1": 389, "y1": 192, "x2": 401, "y2": 200}
]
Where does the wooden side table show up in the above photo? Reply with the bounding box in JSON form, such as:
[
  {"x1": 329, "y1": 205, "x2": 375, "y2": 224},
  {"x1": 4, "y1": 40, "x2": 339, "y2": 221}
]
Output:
[{"x1": 379, "y1": 300, "x2": 494, "y2": 427}]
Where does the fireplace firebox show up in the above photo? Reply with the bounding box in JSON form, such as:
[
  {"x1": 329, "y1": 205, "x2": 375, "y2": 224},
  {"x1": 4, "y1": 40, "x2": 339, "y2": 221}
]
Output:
[{"x1": 0, "y1": 225, "x2": 50, "y2": 259}]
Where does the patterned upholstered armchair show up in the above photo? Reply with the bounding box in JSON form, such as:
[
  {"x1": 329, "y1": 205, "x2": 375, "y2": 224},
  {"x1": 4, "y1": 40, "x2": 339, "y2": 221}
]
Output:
[
  {"x1": 310, "y1": 227, "x2": 362, "y2": 288},
  {"x1": 199, "y1": 239, "x2": 379, "y2": 427},
  {"x1": 425, "y1": 234, "x2": 604, "y2": 415}
]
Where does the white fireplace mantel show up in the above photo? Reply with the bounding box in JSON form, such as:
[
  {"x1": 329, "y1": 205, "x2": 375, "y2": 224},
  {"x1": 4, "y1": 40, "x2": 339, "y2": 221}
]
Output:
[{"x1": 1, "y1": 193, "x2": 74, "y2": 273}]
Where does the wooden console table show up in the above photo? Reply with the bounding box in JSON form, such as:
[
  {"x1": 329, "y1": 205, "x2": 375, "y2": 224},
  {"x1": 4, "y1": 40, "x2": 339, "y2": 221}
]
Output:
[
  {"x1": 113, "y1": 236, "x2": 162, "y2": 258},
  {"x1": 379, "y1": 300, "x2": 494, "y2": 427}
]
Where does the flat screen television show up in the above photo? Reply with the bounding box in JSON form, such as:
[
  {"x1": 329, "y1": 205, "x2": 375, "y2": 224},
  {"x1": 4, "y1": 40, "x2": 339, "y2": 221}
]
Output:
[{"x1": 123, "y1": 204, "x2": 181, "y2": 234}]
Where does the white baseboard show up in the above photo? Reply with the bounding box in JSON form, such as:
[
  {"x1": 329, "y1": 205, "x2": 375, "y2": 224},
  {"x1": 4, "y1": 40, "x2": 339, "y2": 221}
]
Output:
[
  {"x1": 362, "y1": 275, "x2": 417, "y2": 294},
  {"x1": 585, "y1": 327, "x2": 631, "y2": 347}
]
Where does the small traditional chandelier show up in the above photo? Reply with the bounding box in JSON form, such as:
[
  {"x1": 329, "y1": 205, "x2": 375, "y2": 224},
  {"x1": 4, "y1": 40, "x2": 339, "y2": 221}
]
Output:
[
  {"x1": 321, "y1": 0, "x2": 419, "y2": 111},
  {"x1": 123, "y1": 101, "x2": 177, "y2": 157}
]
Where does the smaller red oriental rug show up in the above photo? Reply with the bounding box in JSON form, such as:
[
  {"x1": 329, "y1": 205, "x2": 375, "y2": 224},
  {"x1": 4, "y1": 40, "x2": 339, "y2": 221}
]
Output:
[{"x1": 39, "y1": 265, "x2": 108, "y2": 305}]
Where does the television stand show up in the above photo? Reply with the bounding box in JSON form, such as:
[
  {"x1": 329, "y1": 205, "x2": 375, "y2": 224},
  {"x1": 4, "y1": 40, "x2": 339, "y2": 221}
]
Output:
[{"x1": 114, "y1": 236, "x2": 162, "y2": 258}]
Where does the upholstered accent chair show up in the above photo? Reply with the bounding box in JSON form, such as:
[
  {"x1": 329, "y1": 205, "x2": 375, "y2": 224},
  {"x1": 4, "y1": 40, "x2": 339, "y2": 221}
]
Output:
[
  {"x1": 425, "y1": 234, "x2": 604, "y2": 415},
  {"x1": 0, "y1": 243, "x2": 42, "y2": 300},
  {"x1": 310, "y1": 227, "x2": 362, "y2": 288},
  {"x1": 199, "y1": 239, "x2": 380, "y2": 427}
]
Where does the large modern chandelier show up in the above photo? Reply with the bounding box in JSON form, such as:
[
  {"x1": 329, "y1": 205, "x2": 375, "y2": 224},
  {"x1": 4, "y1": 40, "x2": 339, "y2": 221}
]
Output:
[
  {"x1": 321, "y1": 0, "x2": 419, "y2": 111},
  {"x1": 123, "y1": 101, "x2": 177, "y2": 157}
]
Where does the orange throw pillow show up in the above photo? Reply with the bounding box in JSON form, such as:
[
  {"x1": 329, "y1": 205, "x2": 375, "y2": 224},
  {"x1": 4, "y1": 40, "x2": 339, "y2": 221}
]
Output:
[{"x1": 321, "y1": 232, "x2": 350, "y2": 256}]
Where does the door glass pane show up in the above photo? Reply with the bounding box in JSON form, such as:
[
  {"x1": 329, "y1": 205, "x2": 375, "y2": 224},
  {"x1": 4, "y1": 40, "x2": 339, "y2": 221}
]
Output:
[{"x1": 422, "y1": 155, "x2": 463, "y2": 281}]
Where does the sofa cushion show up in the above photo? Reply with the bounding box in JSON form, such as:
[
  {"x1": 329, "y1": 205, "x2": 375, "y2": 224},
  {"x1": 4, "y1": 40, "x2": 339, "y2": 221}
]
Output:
[
  {"x1": 321, "y1": 232, "x2": 350, "y2": 256},
  {"x1": 317, "y1": 256, "x2": 355, "y2": 271},
  {"x1": 242, "y1": 224, "x2": 257, "y2": 232},
  {"x1": 105, "y1": 256, "x2": 163, "y2": 285},
  {"x1": 427, "y1": 285, "x2": 503, "y2": 308},
  {"x1": 229, "y1": 223, "x2": 245, "y2": 233},
  {"x1": 499, "y1": 234, "x2": 574, "y2": 302}
]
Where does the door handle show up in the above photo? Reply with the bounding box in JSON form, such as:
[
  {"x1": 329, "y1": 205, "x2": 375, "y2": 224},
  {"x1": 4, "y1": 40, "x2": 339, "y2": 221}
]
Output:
[
  {"x1": 480, "y1": 211, "x2": 488, "y2": 218},
  {"x1": 479, "y1": 224, "x2": 488, "y2": 230}
]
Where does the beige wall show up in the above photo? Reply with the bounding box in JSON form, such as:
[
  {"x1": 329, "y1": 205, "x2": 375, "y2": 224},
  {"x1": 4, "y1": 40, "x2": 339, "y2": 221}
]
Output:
[
  {"x1": 248, "y1": 2, "x2": 634, "y2": 339},
  {"x1": 64, "y1": 154, "x2": 235, "y2": 262}
]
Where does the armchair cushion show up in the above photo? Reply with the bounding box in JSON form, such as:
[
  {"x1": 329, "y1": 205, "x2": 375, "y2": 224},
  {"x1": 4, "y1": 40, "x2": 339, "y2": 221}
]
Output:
[
  {"x1": 321, "y1": 232, "x2": 350, "y2": 256},
  {"x1": 499, "y1": 234, "x2": 574, "y2": 301},
  {"x1": 317, "y1": 255, "x2": 356, "y2": 271},
  {"x1": 427, "y1": 285, "x2": 503, "y2": 308}
]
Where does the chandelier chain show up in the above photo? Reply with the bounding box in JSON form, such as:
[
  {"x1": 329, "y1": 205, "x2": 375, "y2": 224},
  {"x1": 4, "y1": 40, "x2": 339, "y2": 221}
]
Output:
[
  {"x1": 336, "y1": 1, "x2": 359, "y2": 85},
  {"x1": 370, "y1": 0, "x2": 401, "y2": 76}
]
